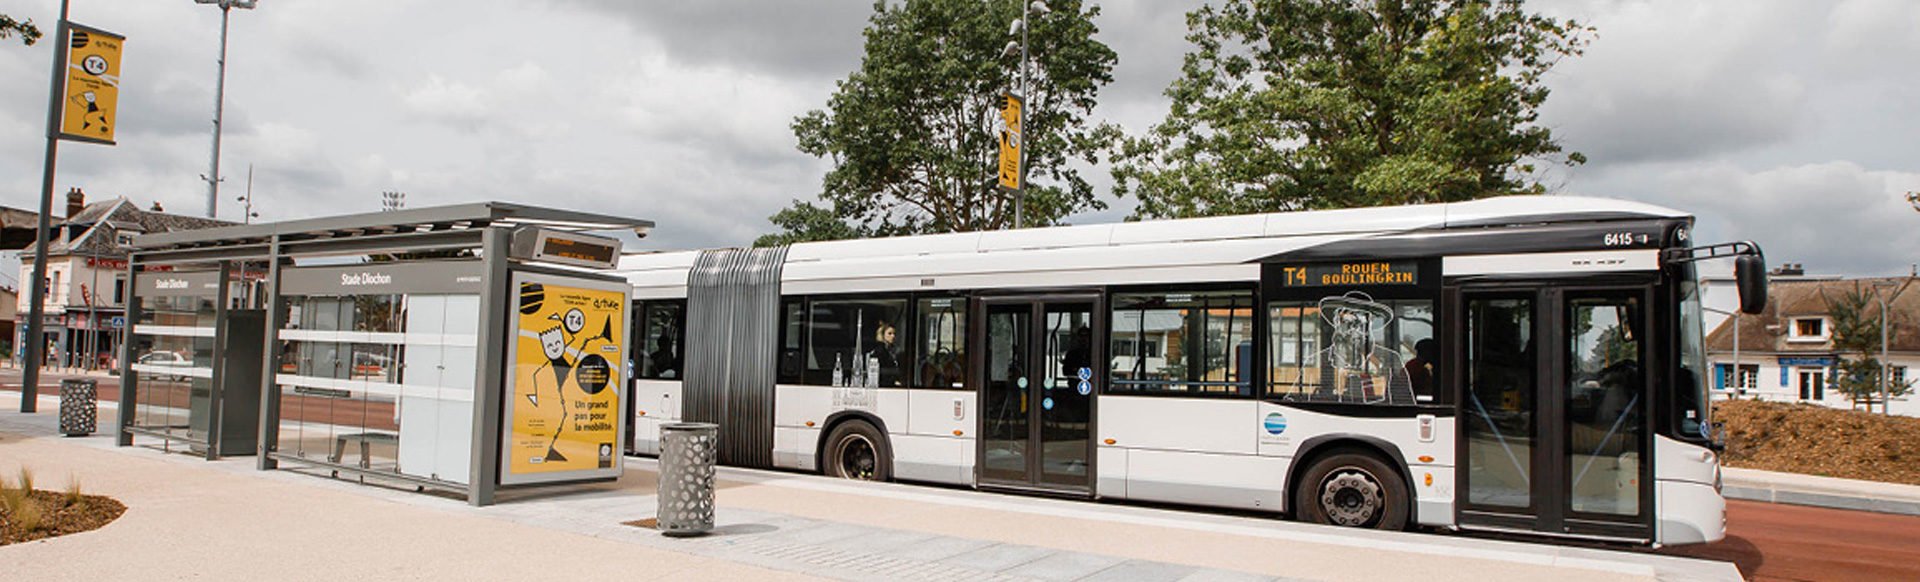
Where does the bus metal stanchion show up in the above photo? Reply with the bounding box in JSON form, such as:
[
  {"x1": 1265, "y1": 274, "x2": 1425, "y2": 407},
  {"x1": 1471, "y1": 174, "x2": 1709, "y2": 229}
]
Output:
[{"x1": 657, "y1": 422, "x2": 717, "y2": 537}]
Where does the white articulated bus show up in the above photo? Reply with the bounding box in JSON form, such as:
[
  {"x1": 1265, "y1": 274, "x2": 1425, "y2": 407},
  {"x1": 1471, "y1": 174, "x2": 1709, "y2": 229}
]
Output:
[{"x1": 619, "y1": 196, "x2": 1766, "y2": 546}]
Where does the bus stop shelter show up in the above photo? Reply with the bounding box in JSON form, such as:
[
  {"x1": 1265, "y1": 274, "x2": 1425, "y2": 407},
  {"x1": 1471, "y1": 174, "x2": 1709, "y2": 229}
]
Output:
[{"x1": 117, "y1": 202, "x2": 651, "y2": 505}]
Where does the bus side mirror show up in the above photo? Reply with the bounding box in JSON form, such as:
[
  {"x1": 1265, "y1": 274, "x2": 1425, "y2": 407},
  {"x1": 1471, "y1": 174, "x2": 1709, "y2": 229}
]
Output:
[{"x1": 1736, "y1": 254, "x2": 1768, "y2": 314}]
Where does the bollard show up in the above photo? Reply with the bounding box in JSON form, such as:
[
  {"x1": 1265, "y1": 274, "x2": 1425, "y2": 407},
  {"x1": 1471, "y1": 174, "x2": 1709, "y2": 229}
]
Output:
[
  {"x1": 59, "y1": 378, "x2": 98, "y2": 437},
  {"x1": 657, "y1": 422, "x2": 718, "y2": 536}
]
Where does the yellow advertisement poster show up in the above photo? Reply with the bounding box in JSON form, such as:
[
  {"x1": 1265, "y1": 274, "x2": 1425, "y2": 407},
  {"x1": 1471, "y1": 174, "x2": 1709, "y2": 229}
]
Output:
[
  {"x1": 60, "y1": 23, "x2": 125, "y2": 145},
  {"x1": 997, "y1": 93, "x2": 1023, "y2": 190},
  {"x1": 502, "y1": 274, "x2": 627, "y2": 483}
]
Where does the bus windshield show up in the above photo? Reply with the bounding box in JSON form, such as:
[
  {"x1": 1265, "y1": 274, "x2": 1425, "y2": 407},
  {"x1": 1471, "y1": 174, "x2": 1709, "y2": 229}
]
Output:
[{"x1": 1676, "y1": 265, "x2": 1711, "y2": 439}]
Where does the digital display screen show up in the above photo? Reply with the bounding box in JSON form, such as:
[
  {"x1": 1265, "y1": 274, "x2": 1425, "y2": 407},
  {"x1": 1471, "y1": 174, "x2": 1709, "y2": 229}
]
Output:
[
  {"x1": 1279, "y1": 260, "x2": 1419, "y2": 287},
  {"x1": 539, "y1": 236, "x2": 616, "y2": 265}
]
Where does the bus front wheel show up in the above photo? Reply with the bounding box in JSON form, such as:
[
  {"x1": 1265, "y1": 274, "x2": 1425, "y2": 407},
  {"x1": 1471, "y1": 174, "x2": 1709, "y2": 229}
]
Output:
[
  {"x1": 823, "y1": 420, "x2": 891, "y2": 482},
  {"x1": 1295, "y1": 450, "x2": 1408, "y2": 530}
]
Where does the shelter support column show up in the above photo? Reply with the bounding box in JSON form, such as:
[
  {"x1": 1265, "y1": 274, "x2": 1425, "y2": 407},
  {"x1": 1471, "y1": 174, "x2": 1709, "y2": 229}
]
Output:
[
  {"x1": 257, "y1": 237, "x2": 284, "y2": 470},
  {"x1": 116, "y1": 257, "x2": 139, "y2": 447},
  {"x1": 469, "y1": 227, "x2": 510, "y2": 506}
]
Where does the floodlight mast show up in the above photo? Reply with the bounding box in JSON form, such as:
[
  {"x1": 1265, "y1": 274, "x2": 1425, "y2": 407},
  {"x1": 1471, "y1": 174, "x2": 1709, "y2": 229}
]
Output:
[{"x1": 195, "y1": 0, "x2": 257, "y2": 219}]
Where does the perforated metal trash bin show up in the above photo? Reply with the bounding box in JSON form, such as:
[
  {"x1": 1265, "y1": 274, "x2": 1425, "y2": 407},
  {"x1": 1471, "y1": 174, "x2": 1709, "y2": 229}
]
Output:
[
  {"x1": 59, "y1": 378, "x2": 98, "y2": 437},
  {"x1": 657, "y1": 422, "x2": 718, "y2": 537}
]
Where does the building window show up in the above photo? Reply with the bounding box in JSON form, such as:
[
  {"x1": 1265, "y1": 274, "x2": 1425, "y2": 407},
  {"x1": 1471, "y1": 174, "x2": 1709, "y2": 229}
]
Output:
[
  {"x1": 1894, "y1": 366, "x2": 1909, "y2": 387},
  {"x1": 1718, "y1": 363, "x2": 1759, "y2": 391},
  {"x1": 116, "y1": 232, "x2": 136, "y2": 247},
  {"x1": 1110, "y1": 290, "x2": 1255, "y2": 396},
  {"x1": 1797, "y1": 368, "x2": 1826, "y2": 400},
  {"x1": 1790, "y1": 317, "x2": 1828, "y2": 341}
]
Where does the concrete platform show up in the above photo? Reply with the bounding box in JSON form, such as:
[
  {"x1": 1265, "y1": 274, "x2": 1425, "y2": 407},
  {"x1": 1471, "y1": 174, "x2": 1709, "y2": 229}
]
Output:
[
  {"x1": 0, "y1": 392, "x2": 1737, "y2": 581},
  {"x1": 1723, "y1": 466, "x2": 1920, "y2": 516}
]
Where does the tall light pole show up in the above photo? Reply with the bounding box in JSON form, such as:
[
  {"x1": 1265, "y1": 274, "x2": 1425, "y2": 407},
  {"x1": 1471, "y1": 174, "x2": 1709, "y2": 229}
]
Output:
[
  {"x1": 195, "y1": 0, "x2": 256, "y2": 220},
  {"x1": 235, "y1": 164, "x2": 259, "y2": 224},
  {"x1": 1705, "y1": 306, "x2": 1741, "y2": 399},
  {"x1": 22, "y1": 0, "x2": 73, "y2": 412},
  {"x1": 1003, "y1": 0, "x2": 1048, "y2": 230},
  {"x1": 1874, "y1": 280, "x2": 1897, "y2": 415}
]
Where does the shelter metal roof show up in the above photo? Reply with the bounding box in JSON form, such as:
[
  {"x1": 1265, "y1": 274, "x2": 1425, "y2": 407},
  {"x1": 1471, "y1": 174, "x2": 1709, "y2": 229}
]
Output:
[{"x1": 132, "y1": 202, "x2": 654, "y2": 251}]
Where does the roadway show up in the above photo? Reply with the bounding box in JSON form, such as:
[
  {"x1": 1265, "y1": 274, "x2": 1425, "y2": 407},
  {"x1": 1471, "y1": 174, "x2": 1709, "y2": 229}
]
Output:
[
  {"x1": 7, "y1": 368, "x2": 1918, "y2": 580},
  {"x1": 1660, "y1": 498, "x2": 1920, "y2": 581}
]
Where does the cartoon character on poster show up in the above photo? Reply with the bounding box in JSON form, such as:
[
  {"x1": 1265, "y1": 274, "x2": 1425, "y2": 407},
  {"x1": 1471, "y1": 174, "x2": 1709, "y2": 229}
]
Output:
[{"x1": 511, "y1": 281, "x2": 623, "y2": 475}]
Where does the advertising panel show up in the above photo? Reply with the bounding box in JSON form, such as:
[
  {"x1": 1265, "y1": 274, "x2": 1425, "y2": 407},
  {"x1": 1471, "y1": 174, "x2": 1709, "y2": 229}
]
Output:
[
  {"x1": 997, "y1": 93, "x2": 1023, "y2": 190},
  {"x1": 500, "y1": 272, "x2": 628, "y2": 485},
  {"x1": 60, "y1": 23, "x2": 125, "y2": 145}
]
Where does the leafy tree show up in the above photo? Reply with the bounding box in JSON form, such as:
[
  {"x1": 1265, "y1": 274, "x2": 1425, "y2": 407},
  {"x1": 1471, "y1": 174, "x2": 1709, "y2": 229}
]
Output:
[
  {"x1": 1, "y1": 14, "x2": 44, "y2": 46},
  {"x1": 1826, "y1": 285, "x2": 1912, "y2": 410},
  {"x1": 753, "y1": 200, "x2": 868, "y2": 247},
  {"x1": 761, "y1": 0, "x2": 1118, "y2": 245},
  {"x1": 1114, "y1": 0, "x2": 1591, "y2": 219}
]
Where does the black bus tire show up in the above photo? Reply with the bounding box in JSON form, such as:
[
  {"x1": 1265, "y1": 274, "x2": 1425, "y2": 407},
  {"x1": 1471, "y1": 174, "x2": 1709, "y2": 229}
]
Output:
[
  {"x1": 1294, "y1": 450, "x2": 1409, "y2": 531},
  {"x1": 823, "y1": 420, "x2": 891, "y2": 482}
]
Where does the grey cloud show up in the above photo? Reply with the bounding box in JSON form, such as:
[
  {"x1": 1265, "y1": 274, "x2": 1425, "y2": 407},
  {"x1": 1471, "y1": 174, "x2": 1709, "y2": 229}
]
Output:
[
  {"x1": 556, "y1": 0, "x2": 872, "y2": 81},
  {"x1": 1095, "y1": 0, "x2": 1205, "y2": 105},
  {"x1": 1537, "y1": 1, "x2": 1826, "y2": 166},
  {"x1": 1594, "y1": 161, "x2": 1920, "y2": 276}
]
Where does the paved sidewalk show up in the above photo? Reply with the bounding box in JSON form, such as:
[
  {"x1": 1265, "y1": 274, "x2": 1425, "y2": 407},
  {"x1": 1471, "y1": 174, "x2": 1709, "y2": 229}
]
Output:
[
  {"x1": 1723, "y1": 466, "x2": 1920, "y2": 516},
  {"x1": 0, "y1": 392, "x2": 1737, "y2": 581}
]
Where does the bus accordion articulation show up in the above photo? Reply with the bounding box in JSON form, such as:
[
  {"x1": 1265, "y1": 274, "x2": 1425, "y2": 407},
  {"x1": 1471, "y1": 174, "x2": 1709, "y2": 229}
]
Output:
[{"x1": 618, "y1": 195, "x2": 1763, "y2": 547}]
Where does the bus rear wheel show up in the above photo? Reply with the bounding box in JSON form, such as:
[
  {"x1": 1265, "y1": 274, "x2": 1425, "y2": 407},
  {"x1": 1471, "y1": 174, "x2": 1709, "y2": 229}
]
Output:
[
  {"x1": 824, "y1": 420, "x2": 890, "y2": 482},
  {"x1": 1295, "y1": 450, "x2": 1408, "y2": 530}
]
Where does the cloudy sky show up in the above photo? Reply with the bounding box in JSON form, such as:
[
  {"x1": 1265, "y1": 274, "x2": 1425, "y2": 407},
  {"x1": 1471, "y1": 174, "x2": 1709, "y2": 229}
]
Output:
[{"x1": 0, "y1": 0, "x2": 1915, "y2": 277}]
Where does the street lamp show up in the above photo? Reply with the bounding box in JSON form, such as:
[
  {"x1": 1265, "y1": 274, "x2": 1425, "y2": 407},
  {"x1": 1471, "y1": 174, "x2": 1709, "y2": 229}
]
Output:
[
  {"x1": 1704, "y1": 306, "x2": 1743, "y2": 399},
  {"x1": 1006, "y1": 0, "x2": 1048, "y2": 230},
  {"x1": 1873, "y1": 280, "x2": 1898, "y2": 415},
  {"x1": 234, "y1": 163, "x2": 259, "y2": 224},
  {"x1": 194, "y1": 0, "x2": 257, "y2": 220}
]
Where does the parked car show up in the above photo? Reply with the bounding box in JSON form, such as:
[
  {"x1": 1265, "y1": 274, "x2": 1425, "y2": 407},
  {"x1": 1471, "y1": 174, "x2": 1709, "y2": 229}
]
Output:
[{"x1": 137, "y1": 350, "x2": 193, "y2": 381}]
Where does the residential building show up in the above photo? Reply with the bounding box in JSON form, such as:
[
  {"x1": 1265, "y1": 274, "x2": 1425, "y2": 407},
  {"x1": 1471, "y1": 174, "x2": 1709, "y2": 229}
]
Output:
[
  {"x1": 15, "y1": 189, "x2": 230, "y2": 369},
  {"x1": 1706, "y1": 271, "x2": 1920, "y2": 415}
]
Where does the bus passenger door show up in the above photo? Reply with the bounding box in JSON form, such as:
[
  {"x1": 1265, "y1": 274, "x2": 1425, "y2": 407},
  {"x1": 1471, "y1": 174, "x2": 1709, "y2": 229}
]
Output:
[
  {"x1": 977, "y1": 296, "x2": 1099, "y2": 495},
  {"x1": 1457, "y1": 285, "x2": 1652, "y2": 541}
]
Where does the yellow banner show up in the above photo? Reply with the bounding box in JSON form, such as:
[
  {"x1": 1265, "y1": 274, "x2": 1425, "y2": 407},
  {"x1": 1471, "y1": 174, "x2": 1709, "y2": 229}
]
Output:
[
  {"x1": 60, "y1": 23, "x2": 125, "y2": 145},
  {"x1": 505, "y1": 278, "x2": 626, "y2": 480},
  {"x1": 997, "y1": 93, "x2": 1023, "y2": 190}
]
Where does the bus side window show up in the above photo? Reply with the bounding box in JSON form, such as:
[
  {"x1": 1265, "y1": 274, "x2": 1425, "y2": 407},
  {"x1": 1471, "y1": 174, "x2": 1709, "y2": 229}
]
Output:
[
  {"x1": 914, "y1": 297, "x2": 967, "y2": 389},
  {"x1": 778, "y1": 299, "x2": 804, "y2": 384},
  {"x1": 637, "y1": 301, "x2": 686, "y2": 380},
  {"x1": 1267, "y1": 295, "x2": 1433, "y2": 405},
  {"x1": 1109, "y1": 290, "x2": 1255, "y2": 396}
]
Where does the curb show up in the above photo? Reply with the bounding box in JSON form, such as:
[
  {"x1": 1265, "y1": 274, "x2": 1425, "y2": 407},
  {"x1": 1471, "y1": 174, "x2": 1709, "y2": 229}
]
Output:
[{"x1": 1723, "y1": 485, "x2": 1920, "y2": 517}]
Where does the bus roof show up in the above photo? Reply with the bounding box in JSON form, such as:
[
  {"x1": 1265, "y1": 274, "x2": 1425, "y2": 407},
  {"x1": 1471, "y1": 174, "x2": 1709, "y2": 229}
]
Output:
[{"x1": 618, "y1": 195, "x2": 1686, "y2": 272}]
